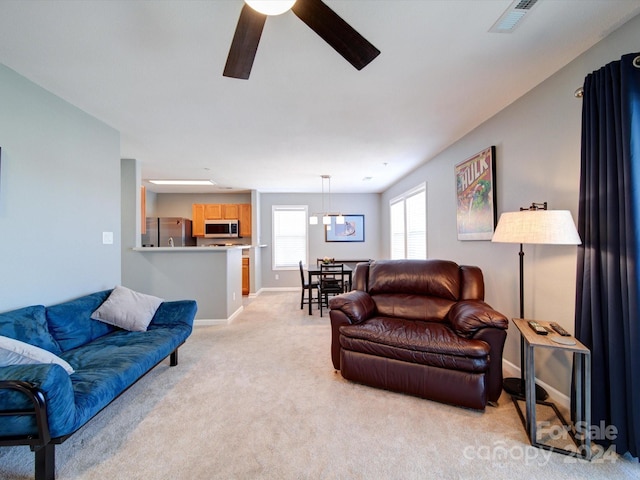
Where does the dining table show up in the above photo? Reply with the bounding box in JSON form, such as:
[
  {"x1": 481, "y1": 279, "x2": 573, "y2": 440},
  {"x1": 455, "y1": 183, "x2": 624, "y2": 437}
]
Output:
[{"x1": 306, "y1": 263, "x2": 353, "y2": 315}]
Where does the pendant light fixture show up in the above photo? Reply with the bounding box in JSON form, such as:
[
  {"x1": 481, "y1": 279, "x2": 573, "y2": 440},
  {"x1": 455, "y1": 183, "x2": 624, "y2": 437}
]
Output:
[{"x1": 309, "y1": 175, "x2": 344, "y2": 227}]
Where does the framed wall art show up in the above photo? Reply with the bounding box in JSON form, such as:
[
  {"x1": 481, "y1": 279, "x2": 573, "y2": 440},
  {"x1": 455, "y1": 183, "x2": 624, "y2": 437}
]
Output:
[
  {"x1": 325, "y1": 214, "x2": 365, "y2": 242},
  {"x1": 455, "y1": 146, "x2": 497, "y2": 241}
]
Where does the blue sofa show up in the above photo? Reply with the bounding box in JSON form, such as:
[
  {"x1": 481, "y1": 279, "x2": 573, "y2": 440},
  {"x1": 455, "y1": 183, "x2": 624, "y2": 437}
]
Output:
[{"x1": 0, "y1": 289, "x2": 197, "y2": 480}]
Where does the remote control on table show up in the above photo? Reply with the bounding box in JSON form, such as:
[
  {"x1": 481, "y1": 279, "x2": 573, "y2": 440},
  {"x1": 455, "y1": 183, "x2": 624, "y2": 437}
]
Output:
[
  {"x1": 528, "y1": 320, "x2": 548, "y2": 335},
  {"x1": 549, "y1": 322, "x2": 571, "y2": 336}
]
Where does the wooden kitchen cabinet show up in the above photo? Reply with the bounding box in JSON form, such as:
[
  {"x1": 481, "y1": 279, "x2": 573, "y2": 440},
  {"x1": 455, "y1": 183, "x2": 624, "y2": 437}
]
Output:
[
  {"x1": 239, "y1": 204, "x2": 251, "y2": 237},
  {"x1": 192, "y1": 203, "x2": 251, "y2": 237},
  {"x1": 197, "y1": 203, "x2": 237, "y2": 220},
  {"x1": 223, "y1": 204, "x2": 239, "y2": 219},
  {"x1": 192, "y1": 204, "x2": 205, "y2": 236},
  {"x1": 204, "y1": 204, "x2": 222, "y2": 220},
  {"x1": 242, "y1": 257, "x2": 250, "y2": 296}
]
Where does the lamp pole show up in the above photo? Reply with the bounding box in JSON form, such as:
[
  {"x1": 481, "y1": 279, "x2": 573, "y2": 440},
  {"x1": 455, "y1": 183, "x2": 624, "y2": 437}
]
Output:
[
  {"x1": 519, "y1": 243, "x2": 525, "y2": 319},
  {"x1": 501, "y1": 202, "x2": 550, "y2": 400}
]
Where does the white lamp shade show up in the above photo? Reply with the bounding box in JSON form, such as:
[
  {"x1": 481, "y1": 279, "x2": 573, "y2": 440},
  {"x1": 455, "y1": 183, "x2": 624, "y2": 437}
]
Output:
[
  {"x1": 309, "y1": 216, "x2": 318, "y2": 225},
  {"x1": 492, "y1": 210, "x2": 581, "y2": 245},
  {"x1": 322, "y1": 215, "x2": 331, "y2": 225},
  {"x1": 335, "y1": 214, "x2": 345, "y2": 224},
  {"x1": 245, "y1": 0, "x2": 296, "y2": 15}
]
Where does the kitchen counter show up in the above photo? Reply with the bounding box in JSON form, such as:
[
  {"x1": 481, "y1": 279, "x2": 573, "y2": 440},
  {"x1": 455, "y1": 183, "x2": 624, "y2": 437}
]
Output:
[
  {"x1": 128, "y1": 244, "x2": 267, "y2": 325},
  {"x1": 132, "y1": 246, "x2": 244, "y2": 252},
  {"x1": 132, "y1": 244, "x2": 266, "y2": 252},
  {"x1": 129, "y1": 246, "x2": 243, "y2": 324}
]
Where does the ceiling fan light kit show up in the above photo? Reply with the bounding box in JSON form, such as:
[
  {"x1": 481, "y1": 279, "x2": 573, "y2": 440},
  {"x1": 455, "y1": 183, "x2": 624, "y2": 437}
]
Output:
[
  {"x1": 245, "y1": 0, "x2": 296, "y2": 16},
  {"x1": 224, "y1": 0, "x2": 380, "y2": 79}
]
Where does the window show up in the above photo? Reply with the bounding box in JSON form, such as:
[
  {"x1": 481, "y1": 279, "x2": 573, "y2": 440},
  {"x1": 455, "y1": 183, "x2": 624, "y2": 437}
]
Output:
[
  {"x1": 390, "y1": 201, "x2": 405, "y2": 259},
  {"x1": 272, "y1": 206, "x2": 308, "y2": 270},
  {"x1": 390, "y1": 184, "x2": 426, "y2": 259}
]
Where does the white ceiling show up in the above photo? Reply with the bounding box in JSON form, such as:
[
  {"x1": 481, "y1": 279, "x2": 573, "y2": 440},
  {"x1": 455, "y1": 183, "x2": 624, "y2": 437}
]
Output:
[{"x1": 1, "y1": 0, "x2": 639, "y2": 194}]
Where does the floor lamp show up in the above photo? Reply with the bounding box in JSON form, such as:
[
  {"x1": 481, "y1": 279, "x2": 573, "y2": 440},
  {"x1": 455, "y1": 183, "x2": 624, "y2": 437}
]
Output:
[{"x1": 491, "y1": 202, "x2": 581, "y2": 399}]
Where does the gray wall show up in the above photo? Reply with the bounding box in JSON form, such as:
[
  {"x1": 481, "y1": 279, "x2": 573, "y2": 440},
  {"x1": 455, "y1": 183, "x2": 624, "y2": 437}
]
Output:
[
  {"x1": 380, "y1": 14, "x2": 640, "y2": 394},
  {"x1": 259, "y1": 192, "x2": 381, "y2": 288},
  {"x1": 145, "y1": 189, "x2": 158, "y2": 217},
  {"x1": 0, "y1": 64, "x2": 121, "y2": 311}
]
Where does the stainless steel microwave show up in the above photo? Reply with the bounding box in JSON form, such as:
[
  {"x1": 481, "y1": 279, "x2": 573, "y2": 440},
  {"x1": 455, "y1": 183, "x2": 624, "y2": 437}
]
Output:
[{"x1": 204, "y1": 219, "x2": 239, "y2": 238}]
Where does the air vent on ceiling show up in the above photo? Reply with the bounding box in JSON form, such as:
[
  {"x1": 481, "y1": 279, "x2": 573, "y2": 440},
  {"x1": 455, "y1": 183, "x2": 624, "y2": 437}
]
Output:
[{"x1": 489, "y1": 0, "x2": 540, "y2": 33}]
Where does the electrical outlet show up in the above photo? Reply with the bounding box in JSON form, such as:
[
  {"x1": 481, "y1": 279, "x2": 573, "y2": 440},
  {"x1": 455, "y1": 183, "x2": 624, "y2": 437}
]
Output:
[
  {"x1": 102, "y1": 232, "x2": 113, "y2": 244},
  {"x1": 233, "y1": 292, "x2": 236, "y2": 301},
  {"x1": 275, "y1": 274, "x2": 279, "y2": 280}
]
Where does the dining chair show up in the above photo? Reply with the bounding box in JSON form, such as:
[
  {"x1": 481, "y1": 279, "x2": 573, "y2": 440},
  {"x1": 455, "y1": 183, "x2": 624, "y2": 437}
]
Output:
[
  {"x1": 319, "y1": 263, "x2": 345, "y2": 317},
  {"x1": 299, "y1": 261, "x2": 319, "y2": 311}
]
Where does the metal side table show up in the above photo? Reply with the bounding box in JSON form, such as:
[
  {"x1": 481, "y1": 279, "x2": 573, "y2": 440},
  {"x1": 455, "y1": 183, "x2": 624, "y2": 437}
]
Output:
[{"x1": 511, "y1": 318, "x2": 592, "y2": 460}]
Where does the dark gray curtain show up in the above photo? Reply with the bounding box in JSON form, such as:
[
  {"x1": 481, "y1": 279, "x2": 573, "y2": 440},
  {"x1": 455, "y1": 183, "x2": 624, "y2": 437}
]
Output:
[{"x1": 576, "y1": 52, "x2": 640, "y2": 458}]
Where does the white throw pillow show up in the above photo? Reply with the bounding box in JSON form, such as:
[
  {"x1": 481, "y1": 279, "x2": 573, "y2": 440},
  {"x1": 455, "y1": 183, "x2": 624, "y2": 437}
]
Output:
[
  {"x1": 91, "y1": 286, "x2": 164, "y2": 332},
  {"x1": 0, "y1": 335, "x2": 74, "y2": 374}
]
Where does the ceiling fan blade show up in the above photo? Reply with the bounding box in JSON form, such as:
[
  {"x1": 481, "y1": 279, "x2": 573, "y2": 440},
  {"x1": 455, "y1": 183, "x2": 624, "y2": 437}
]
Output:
[
  {"x1": 223, "y1": 4, "x2": 267, "y2": 79},
  {"x1": 291, "y1": 0, "x2": 380, "y2": 70}
]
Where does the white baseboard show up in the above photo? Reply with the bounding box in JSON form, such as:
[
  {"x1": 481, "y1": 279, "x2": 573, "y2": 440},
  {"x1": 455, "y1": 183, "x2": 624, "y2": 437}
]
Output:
[
  {"x1": 261, "y1": 287, "x2": 300, "y2": 292},
  {"x1": 194, "y1": 305, "x2": 244, "y2": 327},
  {"x1": 192, "y1": 289, "x2": 276, "y2": 326},
  {"x1": 248, "y1": 288, "x2": 269, "y2": 298},
  {"x1": 194, "y1": 319, "x2": 227, "y2": 326},
  {"x1": 503, "y1": 358, "x2": 570, "y2": 411}
]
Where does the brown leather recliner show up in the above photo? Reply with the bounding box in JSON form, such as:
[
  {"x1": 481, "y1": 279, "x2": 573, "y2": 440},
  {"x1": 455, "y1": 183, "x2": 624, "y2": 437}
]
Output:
[{"x1": 329, "y1": 259, "x2": 508, "y2": 410}]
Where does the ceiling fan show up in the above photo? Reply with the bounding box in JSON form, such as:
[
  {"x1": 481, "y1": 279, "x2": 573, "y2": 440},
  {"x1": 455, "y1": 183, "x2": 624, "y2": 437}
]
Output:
[{"x1": 223, "y1": 0, "x2": 381, "y2": 79}]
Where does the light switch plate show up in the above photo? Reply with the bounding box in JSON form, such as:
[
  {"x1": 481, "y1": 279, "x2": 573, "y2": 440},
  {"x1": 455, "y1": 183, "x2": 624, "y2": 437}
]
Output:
[{"x1": 102, "y1": 232, "x2": 114, "y2": 244}]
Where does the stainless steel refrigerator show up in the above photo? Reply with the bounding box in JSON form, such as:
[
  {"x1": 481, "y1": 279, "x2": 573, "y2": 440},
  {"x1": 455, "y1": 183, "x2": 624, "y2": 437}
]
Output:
[{"x1": 141, "y1": 217, "x2": 196, "y2": 247}]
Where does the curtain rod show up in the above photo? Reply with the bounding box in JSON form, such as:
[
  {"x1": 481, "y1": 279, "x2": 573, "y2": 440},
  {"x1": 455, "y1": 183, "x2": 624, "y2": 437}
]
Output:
[{"x1": 575, "y1": 55, "x2": 640, "y2": 98}]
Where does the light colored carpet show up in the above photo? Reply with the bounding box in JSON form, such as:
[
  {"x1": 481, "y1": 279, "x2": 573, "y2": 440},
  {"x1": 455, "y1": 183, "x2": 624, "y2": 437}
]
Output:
[{"x1": 1, "y1": 291, "x2": 639, "y2": 479}]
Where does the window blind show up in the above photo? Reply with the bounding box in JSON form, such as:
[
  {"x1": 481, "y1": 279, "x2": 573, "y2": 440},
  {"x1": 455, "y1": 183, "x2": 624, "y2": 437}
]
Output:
[{"x1": 272, "y1": 206, "x2": 308, "y2": 269}]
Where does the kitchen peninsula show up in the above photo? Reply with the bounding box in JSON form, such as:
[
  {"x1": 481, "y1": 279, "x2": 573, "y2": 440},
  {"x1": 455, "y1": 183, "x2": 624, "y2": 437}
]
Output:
[
  {"x1": 120, "y1": 160, "x2": 263, "y2": 324},
  {"x1": 130, "y1": 245, "x2": 261, "y2": 324}
]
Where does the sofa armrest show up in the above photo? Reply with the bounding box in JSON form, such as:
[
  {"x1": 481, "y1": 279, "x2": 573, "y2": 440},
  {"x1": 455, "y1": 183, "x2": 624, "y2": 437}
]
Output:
[
  {"x1": 0, "y1": 364, "x2": 75, "y2": 440},
  {"x1": 329, "y1": 291, "x2": 376, "y2": 324},
  {"x1": 471, "y1": 327, "x2": 508, "y2": 404},
  {"x1": 448, "y1": 300, "x2": 508, "y2": 337},
  {"x1": 150, "y1": 300, "x2": 198, "y2": 329}
]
